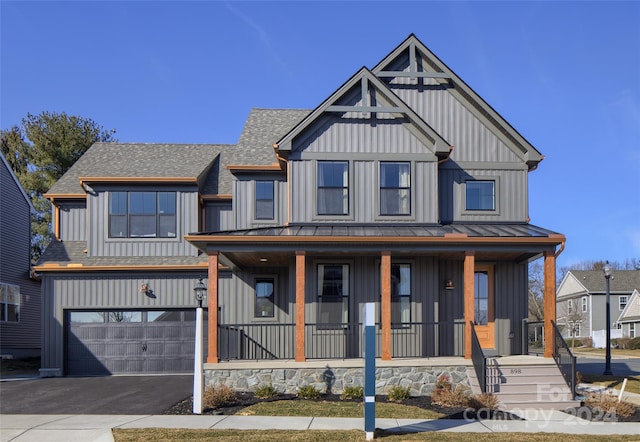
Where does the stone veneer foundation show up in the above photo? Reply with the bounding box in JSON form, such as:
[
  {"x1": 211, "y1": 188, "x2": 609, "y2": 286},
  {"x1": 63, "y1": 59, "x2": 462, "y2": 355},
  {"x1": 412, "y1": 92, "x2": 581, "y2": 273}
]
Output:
[{"x1": 204, "y1": 358, "x2": 472, "y2": 396}]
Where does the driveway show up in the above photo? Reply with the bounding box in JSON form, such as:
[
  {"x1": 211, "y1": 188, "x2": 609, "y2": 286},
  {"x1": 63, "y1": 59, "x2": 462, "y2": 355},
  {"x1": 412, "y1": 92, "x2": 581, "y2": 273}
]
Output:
[{"x1": 0, "y1": 375, "x2": 192, "y2": 414}]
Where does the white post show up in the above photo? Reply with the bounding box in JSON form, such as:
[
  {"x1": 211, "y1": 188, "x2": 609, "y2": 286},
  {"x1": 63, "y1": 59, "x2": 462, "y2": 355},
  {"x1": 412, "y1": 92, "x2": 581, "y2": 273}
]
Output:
[{"x1": 193, "y1": 306, "x2": 204, "y2": 414}]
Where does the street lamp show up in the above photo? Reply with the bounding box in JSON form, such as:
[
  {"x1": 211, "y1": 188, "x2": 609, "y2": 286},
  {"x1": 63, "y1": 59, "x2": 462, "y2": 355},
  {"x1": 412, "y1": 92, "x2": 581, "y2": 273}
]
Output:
[
  {"x1": 602, "y1": 262, "x2": 613, "y2": 376},
  {"x1": 193, "y1": 278, "x2": 207, "y2": 414}
]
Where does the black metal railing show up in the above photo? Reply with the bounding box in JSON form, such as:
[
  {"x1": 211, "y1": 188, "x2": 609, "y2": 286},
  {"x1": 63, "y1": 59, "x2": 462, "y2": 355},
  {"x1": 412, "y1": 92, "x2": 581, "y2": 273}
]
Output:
[
  {"x1": 219, "y1": 323, "x2": 296, "y2": 360},
  {"x1": 523, "y1": 320, "x2": 545, "y2": 355},
  {"x1": 552, "y1": 320, "x2": 576, "y2": 396},
  {"x1": 470, "y1": 322, "x2": 487, "y2": 393},
  {"x1": 388, "y1": 321, "x2": 465, "y2": 358}
]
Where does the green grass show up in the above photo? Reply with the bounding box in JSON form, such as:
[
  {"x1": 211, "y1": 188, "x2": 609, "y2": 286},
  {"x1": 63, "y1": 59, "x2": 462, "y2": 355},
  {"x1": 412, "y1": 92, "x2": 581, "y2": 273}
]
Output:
[
  {"x1": 235, "y1": 399, "x2": 445, "y2": 419},
  {"x1": 112, "y1": 429, "x2": 640, "y2": 442},
  {"x1": 580, "y1": 374, "x2": 640, "y2": 395}
]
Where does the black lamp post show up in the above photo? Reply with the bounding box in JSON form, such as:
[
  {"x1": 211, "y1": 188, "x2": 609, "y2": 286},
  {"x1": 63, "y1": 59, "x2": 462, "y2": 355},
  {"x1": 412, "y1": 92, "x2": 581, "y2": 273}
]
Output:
[
  {"x1": 194, "y1": 278, "x2": 207, "y2": 308},
  {"x1": 602, "y1": 261, "x2": 613, "y2": 376}
]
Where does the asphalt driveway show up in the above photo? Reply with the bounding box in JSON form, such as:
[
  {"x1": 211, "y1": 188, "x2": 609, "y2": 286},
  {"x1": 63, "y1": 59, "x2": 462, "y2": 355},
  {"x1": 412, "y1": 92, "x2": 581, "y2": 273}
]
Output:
[{"x1": 0, "y1": 375, "x2": 192, "y2": 414}]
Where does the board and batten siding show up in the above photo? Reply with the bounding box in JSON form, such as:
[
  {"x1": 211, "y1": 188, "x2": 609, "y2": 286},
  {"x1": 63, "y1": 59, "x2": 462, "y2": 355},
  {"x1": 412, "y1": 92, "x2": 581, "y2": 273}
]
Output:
[
  {"x1": 0, "y1": 160, "x2": 41, "y2": 354},
  {"x1": 289, "y1": 160, "x2": 438, "y2": 224},
  {"x1": 494, "y1": 261, "x2": 528, "y2": 356},
  {"x1": 204, "y1": 202, "x2": 233, "y2": 232},
  {"x1": 233, "y1": 178, "x2": 286, "y2": 230},
  {"x1": 40, "y1": 271, "x2": 205, "y2": 371},
  {"x1": 87, "y1": 187, "x2": 199, "y2": 257},
  {"x1": 58, "y1": 201, "x2": 87, "y2": 241}
]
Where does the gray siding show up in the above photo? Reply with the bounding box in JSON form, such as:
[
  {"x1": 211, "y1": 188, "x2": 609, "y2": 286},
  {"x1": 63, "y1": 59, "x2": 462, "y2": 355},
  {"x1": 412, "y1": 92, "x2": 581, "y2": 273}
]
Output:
[
  {"x1": 58, "y1": 201, "x2": 87, "y2": 241},
  {"x1": 40, "y1": 271, "x2": 204, "y2": 371},
  {"x1": 233, "y1": 177, "x2": 286, "y2": 230},
  {"x1": 0, "y1": 160, "x2": 40, "y2": 355},
  {"x1": 87, "y1": 186, "x2": 199, "y2": 257},
  {"x1": 204, "y1": 202, "x2": 233, "y2": 232},
  {"x1": 494, "y1": 261, "x2": 528, "y2": 355}
]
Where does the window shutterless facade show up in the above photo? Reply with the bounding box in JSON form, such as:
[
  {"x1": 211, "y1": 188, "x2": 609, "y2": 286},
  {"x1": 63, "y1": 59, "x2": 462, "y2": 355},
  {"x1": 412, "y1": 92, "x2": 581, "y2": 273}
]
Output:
[
  {"x1": 0, "y1": 283, "x2": 20, "y2": 322},
  {"x1": 466, "y1": 180, "x2": 495, "y2": 211},
  {"x1": 255, "y1": 181, "x2": 274, "y2": 220},
  {"x1": 619, "y1": 296, "x2": 628, "y2": 311},
  {"x1": 391, "y1": 264, "x2": 411, "y2": 326},
  {"x1": 317, "y1": 264, "x2": 349, "y2": 326},
  {"x1": 317, "y1": 161, "x2": 349, "y2": 216},
  {"x1": 380, "y1": 162, "x2": 410, "y2": 216},
  {"x1": 581, "y1": 296, "x2": 588, "y2": 312},
  {"x1": 109, "y1": 191, "x2": 176, "y2": 238},
  {"x1": 254, "y1": 277, "x2": 275, "y2": 318}
]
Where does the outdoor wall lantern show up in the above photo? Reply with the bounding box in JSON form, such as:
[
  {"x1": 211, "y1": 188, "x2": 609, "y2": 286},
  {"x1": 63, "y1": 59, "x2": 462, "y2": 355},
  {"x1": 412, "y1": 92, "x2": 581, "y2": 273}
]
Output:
[
  {"x1": 193, "y1": 278, "x2": 207, "y2": 307},
  {"x1": 602, "y1": 261, "x2": 613, "y2": 376},
  {"x1": 140, "y1": 283, "x2": 155, "y2": 298},
  {"x1": 444, "y1": 279, "x2": 455, "y2": 290}
]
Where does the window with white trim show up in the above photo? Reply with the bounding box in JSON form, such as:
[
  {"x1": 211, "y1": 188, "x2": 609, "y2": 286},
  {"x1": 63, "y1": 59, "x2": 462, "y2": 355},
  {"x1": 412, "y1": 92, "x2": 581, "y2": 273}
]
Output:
[
  {"x1": 109, "y1": 191, "x2": 176, "y2": 238},
  {"x1": 630, "y1": 323, "x2": 636, "y2": 338},
  {"x1": 0, "y1": 283, "x2": 20, "y2": 322},
  {"x1": 619, "y1": 296, "x2": 628, "y2": 311},
  {"x1": 380, "y1": 162, "x2": 410, "y2": 216},
  {"x1": 567, "y1": 299, "x2": 573, "y2": 314},
  {"x1": 317, "y1": 264, "x2": 349, "y2": 326},
  {"x1": 582, "y1": 296, "x2": 588, "y2": 313},
  {"x1": 574, "y1": 323, "x2": 581, "y2": 337},
  {"x1": 317, "y1": 161, "x2": 349, "y2": 216}
]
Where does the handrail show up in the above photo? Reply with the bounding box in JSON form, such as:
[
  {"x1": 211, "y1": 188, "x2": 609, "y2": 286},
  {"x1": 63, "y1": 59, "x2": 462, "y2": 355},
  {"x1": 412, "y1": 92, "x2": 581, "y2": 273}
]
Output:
[
  {"x1": 551, "y1": 320, "x2": 576, "y2": 397},
  {"x1": 470, "y1": 322, "x2": 487, "y2": 393}
]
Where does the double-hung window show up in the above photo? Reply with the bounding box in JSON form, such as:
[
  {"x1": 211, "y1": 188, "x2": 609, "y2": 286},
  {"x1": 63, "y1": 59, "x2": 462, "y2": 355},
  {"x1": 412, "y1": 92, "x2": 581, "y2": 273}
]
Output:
[
  {"x1": 109, "y1": 191, "x2": 176, "y2": 238},
  {"x1": 317, "y1": 264, "x2": 349, "y2": 326},
  {"x1": 380, "y1": 162, "x2": 410, "y2": 216},
  {"x1": 619, "y1": 296, "x2": 628, "y2": 311},
  {"x1": 466, "y1": 180, "x2": 495, "y2": 211},
  {"x1": 255, "y1": 181, "x2": 274, "y2": 220},
  {"x1": 567, "y1": 299, "x2": 573, "y2": 314},
  {"x1": 581, "y1": 296, "x2": 588, "y2": 313},
  {"x1": 317, "y1": 161, "x2": 348, "y2": 216},
  {"x1": 391, "y1": 264, "x2": 411, "y2": 326},
  {"x1": 254, "y1": 278, "x2": 275, "y2": 318},
  {"x1": 0, "y1": 283, "x2": 20, "y2": 322}
]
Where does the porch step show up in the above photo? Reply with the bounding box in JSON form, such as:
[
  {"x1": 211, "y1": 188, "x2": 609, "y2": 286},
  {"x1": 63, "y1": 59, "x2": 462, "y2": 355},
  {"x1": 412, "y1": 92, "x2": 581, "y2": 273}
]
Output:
[{"x1": 466, "y1": 357, "x2": 582, "y2": 412}]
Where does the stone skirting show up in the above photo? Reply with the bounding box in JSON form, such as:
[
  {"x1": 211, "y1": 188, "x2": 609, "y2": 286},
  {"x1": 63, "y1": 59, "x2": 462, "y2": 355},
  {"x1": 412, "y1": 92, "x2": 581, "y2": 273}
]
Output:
[{"x1": 204, "y1": 361, "x2": 471, "y2": 396}]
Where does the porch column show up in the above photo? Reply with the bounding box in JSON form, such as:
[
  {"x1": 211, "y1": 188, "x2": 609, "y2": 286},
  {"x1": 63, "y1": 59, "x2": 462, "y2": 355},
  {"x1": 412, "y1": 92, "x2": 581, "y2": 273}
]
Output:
[
  {"x1": 543, "y1": 250, "x2": 556, "y2": 358},
  {"x1": 295, "y1": 251, "x2": 306, "y2": 362},
  {"x1": 464, "y1": 251, "x2": 475, "y2": 359},
  {"x1": 381, "y1": 251, "x2": 392, "y2": 360},
  {"x1": 207, "y1": 252, "x2": 219, "y2": 363}
]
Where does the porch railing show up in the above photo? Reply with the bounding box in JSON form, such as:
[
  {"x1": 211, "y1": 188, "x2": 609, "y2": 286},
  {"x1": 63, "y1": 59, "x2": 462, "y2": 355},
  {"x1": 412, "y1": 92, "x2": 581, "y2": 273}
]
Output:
[
  {"x1": 523, "y1": 319, "x2": 545, "y2": 355},
  {"x1": 218, "y1": 320, "x2": 465, "y2": 361},
  {"x1": 470, "y1": 322, "x2": 487, "y2": 393},
  {"x1": 552, "y1": 320, "x2": 577, "y2": 397}
]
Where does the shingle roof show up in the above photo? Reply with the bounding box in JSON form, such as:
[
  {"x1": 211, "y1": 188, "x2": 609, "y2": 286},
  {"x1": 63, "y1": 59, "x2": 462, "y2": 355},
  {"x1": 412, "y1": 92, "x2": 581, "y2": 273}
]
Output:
[
  {"x1": 47, "y1": 143, "x2": 229, "y2": 195},
  {"x1": 569, "y1": 270, "x2": 640, "y2": 293},
  {"x1": 35, "y1": 240, "x2": 207, "y2": 268}
]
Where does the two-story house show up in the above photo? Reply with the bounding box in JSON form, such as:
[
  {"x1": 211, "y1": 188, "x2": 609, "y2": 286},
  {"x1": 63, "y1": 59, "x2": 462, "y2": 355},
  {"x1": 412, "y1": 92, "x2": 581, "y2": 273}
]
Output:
[
  {"x1": 557, "y1": 269, "x2": 640, "y2": 344},
  {"x1": 1, "y1": 152, "x2": 40, "y2": 359},
  {"x1": 35, "y1": 35, "x2": 567, "y2": 401}
]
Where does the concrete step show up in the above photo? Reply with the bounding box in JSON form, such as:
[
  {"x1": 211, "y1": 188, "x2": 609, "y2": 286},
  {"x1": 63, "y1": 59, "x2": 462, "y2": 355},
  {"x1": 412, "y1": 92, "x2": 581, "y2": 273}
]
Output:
[{"x1": 499, "y1": 400, "x2": 581, "y2": 411}]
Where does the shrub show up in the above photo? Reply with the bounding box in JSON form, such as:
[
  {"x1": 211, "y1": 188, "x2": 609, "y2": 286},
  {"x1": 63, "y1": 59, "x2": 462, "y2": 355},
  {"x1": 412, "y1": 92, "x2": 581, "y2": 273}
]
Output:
[
  {"x1": 298, "y1": 384, "x2": 322, "y2": 399},
  {"x1": 387, "y1": 385, "x2": 411, "y2": 402},
  {"x1": 612, "y1": 337, "x2": 631, "y2": 349},
  {"x1": 467, "y1": 393, "x2": 500, "y2": 411},
  {"x1": 580, "y1": 337, "x2": 593, "y2": 348},
  {"x1": 576, "y1": 371, "x2": 583, "y2": 385},
  {"x1": 431, "y1": 374, "x2": 466, "y2": 407},
  {"x1": 340, "y1": 385, "x2": 363, "y2": 400},
  {"x1": 254, "y1": 384, "x2": 278, "y2": 399},
  {"x1": 203, "y1": 384, "x2": 237, "y2": 409},
  {"x1": 585, "y1": 393, "x2": 636, "y2": 418},
  {"x1": 628, "y1": 337, "x2": 640, "y2": 350}
]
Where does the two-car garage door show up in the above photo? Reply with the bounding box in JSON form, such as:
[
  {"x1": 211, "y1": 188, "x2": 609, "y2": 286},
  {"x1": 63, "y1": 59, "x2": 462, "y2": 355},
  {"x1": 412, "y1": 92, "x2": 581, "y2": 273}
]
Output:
[{"x1": 66, "y1": 309, "x2": 207, "y2": 376}]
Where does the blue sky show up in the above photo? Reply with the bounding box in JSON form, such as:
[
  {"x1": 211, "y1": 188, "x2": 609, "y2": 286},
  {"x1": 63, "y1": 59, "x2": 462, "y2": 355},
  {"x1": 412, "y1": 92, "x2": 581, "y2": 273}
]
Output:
[{"x1": 1, "y1": 1, "x2": 639, "y2": 269}]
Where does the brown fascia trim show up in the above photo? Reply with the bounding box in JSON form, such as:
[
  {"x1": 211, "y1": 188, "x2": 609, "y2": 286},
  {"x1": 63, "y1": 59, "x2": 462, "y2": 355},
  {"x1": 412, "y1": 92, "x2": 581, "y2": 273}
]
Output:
[
  {"x1": 226, "y1": 164, "x2": 284, "y2": 173},
  {"x1": 79, "y1": 177, "x2": 198, "y2": 187},
  {"x1": 32, "y1": 263, "x2": 224, "y2": 272},
  {"x1": 44, "y1": 193, "x2": 87, "y2": 201},
  {"x1": 185, "y1": 233, "x2": 566, "y2": 246},
  {"x1": 201, "y1": 194, "x2": 232, "y2": 201}
]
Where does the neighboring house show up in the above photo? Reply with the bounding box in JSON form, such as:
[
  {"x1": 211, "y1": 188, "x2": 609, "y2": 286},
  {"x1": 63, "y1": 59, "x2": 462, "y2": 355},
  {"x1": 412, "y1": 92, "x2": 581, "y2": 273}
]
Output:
[
  {"x1": 0, "y1": 152, "x2": 40, "y2": 359},
  {"x1": 35, "y1": 34, "x2": 565, "y2": 378},
  {"x1": 557, "y1": 270, "x2": 640, "y2": 342}
]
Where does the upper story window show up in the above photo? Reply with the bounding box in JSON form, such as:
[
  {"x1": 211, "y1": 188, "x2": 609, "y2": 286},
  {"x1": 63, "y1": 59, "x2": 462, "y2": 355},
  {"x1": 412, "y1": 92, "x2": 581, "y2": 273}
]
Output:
[
  {"x1": 109, "y1": 191, "x2": 176, "y2": 238},
  {"x1": 0, "y1": 283, "x2": 20, "y2": 323},
  {"x1": 380, "y1": 162, "x2": 410, "y2": 216},
  {"x1": 317, "y1": 161, "x2": 348, "y2": 216},
  {"x1": 567, "y1": 299, "x2": 573, "y2": 314},
  {"x1": 466, "y1": 180, "x2": 495, "y2": 211},
  {"x1": 581, "y1": 296, "x2": 588, "y2": 312},
  {"x1": 619, "y1": 296, "x2": 628, "y2": 311},
  {"x1": 255, "y1": 181, "x2": 274, "y2": 220}
]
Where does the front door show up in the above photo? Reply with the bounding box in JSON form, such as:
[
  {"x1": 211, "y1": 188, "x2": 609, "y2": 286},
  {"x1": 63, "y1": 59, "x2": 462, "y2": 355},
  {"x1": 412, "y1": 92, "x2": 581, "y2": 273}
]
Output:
[{"x1": 474, "y1": 265, "x2": 495, "y2": 349}]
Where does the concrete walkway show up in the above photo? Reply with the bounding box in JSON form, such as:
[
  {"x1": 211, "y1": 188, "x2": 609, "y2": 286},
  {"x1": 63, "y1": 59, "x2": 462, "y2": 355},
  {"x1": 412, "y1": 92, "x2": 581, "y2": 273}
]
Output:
[{"x1": 2, "y1": 410, "x2": 640, "y2": 442}]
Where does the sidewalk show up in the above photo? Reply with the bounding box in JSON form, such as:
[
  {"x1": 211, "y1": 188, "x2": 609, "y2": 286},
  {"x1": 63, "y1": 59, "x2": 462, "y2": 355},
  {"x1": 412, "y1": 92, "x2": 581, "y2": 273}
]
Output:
[{"x1": 2, "y1": 410, "x2": 640, "y2": 442}]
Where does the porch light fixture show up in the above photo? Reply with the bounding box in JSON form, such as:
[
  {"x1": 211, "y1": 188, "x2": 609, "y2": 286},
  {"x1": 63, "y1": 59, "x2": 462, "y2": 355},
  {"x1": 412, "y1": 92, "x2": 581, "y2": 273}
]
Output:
[
  {"x1": 602, "y1": 261, "x2": 613, "y2": 376},
  {"x1": 444, "y1": 279, "x2": 455, "y2": 290},
  {"x1": 140, "y1": 283, "x2": 155, "y2": 298},
  {"x1": 259, "y1": 258, "x2": 268, "y2": 262},
  {"x1": 193, "y1": 278, "x2": 207, "y2": 308}
]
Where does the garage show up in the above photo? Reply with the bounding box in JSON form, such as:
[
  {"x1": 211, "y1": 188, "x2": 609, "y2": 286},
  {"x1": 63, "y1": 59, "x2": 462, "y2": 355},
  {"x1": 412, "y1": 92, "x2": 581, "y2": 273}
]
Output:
[{"x1": 66, "y1": 309, "x2": 207, "y2": 375}]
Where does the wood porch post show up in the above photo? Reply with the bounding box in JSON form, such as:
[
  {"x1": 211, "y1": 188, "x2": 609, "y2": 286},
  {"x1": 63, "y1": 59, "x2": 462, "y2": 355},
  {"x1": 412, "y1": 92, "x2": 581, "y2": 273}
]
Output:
[
  {"x1": 464, "y1": 251, "x2": 475, "y2": 359},
  {"x1": 295, "y1": 251, "x2": 306, "y2": 362},
  {"x1": 544, "y1": 250, "x2": 556, "y2": 358},
  {"x1": 381, "y1": 251, "x2": 392, "y2": 360},
  {"x1": 207, "y1": 252, "x2": 219, "y2": 363}
]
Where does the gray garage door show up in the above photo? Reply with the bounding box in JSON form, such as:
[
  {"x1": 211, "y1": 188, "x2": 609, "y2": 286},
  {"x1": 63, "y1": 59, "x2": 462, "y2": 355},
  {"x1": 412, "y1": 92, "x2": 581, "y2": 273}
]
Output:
[{"x1": 66, "y1": 309, "x2": 207, "y2": 375}]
